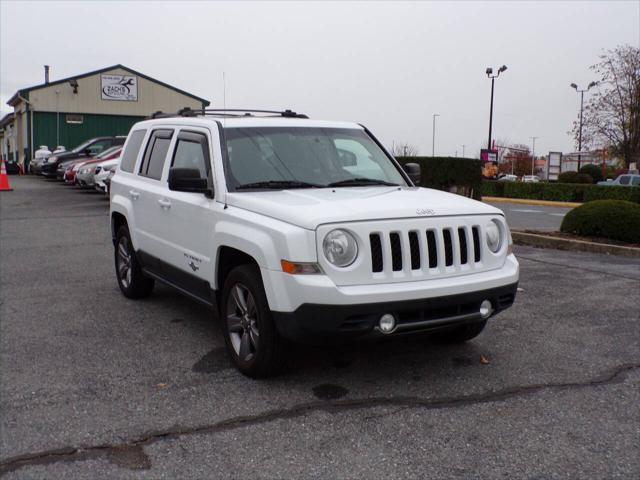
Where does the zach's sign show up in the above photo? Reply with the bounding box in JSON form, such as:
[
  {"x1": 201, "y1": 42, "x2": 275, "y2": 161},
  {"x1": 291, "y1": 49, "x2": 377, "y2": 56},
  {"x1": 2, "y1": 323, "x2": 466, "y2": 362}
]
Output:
[{"x1": 101, "y1": 75, "x2": 138, "y2": 101}]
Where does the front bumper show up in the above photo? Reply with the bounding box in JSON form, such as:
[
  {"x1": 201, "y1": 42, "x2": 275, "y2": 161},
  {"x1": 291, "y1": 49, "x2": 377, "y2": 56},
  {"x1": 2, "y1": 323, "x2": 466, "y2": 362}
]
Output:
[
  {"x1": 272, "y1": 282, "x2": 517, "y2": 342},
  {"x1": 262, "y1": 254, "x2": 519, "y2": 342},
  {"x1": 41, "y1": 164, "x2": 58, "y2": 177}
]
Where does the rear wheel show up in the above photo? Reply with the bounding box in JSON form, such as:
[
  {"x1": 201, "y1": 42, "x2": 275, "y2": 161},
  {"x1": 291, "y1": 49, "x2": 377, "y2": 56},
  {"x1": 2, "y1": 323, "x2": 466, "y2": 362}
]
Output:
[
  {"x1": 432, "y1": 320, "x2": 487, "y2": 343},
  {"x1": 115, "y1": 226, "x2": 154, "y2": 299},
  {"x1": 221, "y1": 264, "x2": 287, "y2": 378}
]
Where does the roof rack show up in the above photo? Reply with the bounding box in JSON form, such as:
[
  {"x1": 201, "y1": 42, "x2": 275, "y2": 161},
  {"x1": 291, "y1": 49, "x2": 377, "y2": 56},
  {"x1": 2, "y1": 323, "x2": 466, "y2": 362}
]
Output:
[{"x1": 148, "y1": 108, "x2": 308, "y2": 120}]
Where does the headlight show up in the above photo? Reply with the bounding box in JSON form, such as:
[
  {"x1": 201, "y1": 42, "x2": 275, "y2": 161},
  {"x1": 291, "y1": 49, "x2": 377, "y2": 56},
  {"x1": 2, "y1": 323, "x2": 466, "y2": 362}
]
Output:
[
  {"x1": 485, "y1": 220, "x2": 502, "y2": 253},
  {"x1": 323, "y1": 229, "x2": 358, "y2": 267},
  {"x1": 47, "y1": 157, "x2": 57, "y2": 163}
]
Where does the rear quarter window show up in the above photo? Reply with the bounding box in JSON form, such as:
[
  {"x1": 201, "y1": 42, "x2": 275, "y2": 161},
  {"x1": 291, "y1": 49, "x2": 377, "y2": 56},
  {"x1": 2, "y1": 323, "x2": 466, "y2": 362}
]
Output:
[
  {"x1": 119, "y1": 130, "x2": 146, "y2": 173},
  {"x1": 139, "y1": 129, "x2": 174, "y2": 181}
]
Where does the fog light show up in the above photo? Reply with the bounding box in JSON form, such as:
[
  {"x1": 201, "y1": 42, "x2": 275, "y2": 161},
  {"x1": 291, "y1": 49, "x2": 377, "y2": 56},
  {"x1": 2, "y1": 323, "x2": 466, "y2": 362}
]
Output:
[
  {"x1": 480, "y1": 300, "x2": 493, "y2": 319},
  {"x1": 379, "y1": 314, "x2": 396, "y2": 334}
]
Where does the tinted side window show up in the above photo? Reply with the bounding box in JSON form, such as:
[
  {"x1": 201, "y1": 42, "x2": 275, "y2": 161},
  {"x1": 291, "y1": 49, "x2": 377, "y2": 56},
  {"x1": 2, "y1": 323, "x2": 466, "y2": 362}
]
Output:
[
  {"x1": 632, "y1": 177, "x2": 640, "y2": 186},
  {"x1": 619, "y1": 175, "x2": 630, "y2": 185},
  {"x1": 139, "y1": 129, "x2": 173, "y2": 180},
  {"x1": 171, "y1": 132, "x2": 209, "y2": 179},
  {"x1": 120, "y1": 130, "x2": 146, "y2": 173}
]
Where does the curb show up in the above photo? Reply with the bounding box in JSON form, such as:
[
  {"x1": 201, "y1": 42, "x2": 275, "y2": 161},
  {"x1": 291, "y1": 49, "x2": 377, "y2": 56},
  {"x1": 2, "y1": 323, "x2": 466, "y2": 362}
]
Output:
[
  {"x1": 512, "y1": 231, "x2": 640, "y2": 258},
  {"x1": 483, "y1": 197, "x2": 581, "y2": 208}
]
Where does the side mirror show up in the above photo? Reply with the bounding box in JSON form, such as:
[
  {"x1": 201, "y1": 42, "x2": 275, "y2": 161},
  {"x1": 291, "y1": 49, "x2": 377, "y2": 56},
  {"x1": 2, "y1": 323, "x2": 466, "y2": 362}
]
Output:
[
  {"x1": 403, "y1": 162, "x2": 421, "y2": 185},
  {"x1": 168, "y1": 168, "x2": 210, "y2": 194}
]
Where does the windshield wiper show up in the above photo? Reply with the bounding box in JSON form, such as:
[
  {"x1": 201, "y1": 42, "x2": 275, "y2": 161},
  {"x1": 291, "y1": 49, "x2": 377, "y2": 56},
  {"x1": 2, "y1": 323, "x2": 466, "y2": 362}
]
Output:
[
  {"x1": 235, "y1": 180, "x2": 324, "y2": 190},
  {"x1": 327, "y1": 178, "x2": 399, "y2": 187}
]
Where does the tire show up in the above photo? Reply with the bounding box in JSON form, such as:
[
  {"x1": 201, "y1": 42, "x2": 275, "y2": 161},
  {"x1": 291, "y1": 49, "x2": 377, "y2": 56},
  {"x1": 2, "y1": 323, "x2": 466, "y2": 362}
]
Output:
[
  {"x1": 432, "y1": 320, "x2": 487, "y2": 344},
  {"x1": 221, "y1": 264, "x2": 287, "y2": 378},
  {"x1": 114, "y1": 225, "x2": 155, "y2": 299}
]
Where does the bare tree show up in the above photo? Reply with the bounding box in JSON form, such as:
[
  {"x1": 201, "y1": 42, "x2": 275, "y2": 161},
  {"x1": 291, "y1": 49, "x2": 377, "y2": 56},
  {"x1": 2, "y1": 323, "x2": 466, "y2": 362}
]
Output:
[
  {"x1": 570, "y1": 45, "x2": 640, "y2": 168},
  {"x1": 391, "y1": 142, "x2": 419, "y2": 157}
]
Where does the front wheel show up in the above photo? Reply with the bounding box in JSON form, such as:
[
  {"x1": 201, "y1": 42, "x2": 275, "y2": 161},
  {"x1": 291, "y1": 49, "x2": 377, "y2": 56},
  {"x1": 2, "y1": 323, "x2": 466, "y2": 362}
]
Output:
[
  {"x1": 114, "y1": 226, "x2": 155, "y2": 299},
  {"x1": 221, "y1": 265, "x2": 287, "y2": 378}
]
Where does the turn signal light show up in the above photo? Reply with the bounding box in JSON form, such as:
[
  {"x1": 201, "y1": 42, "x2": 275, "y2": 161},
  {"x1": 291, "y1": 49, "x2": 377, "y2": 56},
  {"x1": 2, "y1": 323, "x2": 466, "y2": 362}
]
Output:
[{"x1": 281, "y1": 260, "x2": 322, "y2": 275}]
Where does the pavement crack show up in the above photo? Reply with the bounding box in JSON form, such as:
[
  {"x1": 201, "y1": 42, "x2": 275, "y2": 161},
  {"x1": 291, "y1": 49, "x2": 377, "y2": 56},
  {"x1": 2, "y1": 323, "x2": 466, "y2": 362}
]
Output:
[{"x1": 1, "y1": 362, "x2": 638, "y2": 476}]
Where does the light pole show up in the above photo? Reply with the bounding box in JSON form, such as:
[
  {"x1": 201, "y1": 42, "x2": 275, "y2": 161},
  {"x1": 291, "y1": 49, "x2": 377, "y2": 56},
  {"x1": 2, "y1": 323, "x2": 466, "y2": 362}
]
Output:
[
  {"x1": 486, "y1": 65, "x2": 507, "y2": 150},
  {"x1": 530, "y1": 136, "x2": 538, "y2": 176},
  {"x1": 432, "y1": 114, "x2": 439, "y2": 157},
  {"x1": 570, "y1": 81, "x2": 597, "y2": 170}
]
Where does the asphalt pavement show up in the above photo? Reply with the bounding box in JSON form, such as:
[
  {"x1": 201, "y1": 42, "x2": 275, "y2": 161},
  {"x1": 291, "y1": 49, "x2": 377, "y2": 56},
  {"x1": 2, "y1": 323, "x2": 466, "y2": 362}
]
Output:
[
  {"x1": 487, "y1": 201, "x2": 573, "y2": 231},
  {"x1": 1, "y1": 176, "x2": 639, "y2": 479}
]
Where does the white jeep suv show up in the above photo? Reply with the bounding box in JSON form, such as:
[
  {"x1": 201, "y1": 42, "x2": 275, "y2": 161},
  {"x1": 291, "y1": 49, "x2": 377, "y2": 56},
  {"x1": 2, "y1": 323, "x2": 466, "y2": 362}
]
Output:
[{"x1": 110, "y1": 109, "x2": 519, "y2": 377}]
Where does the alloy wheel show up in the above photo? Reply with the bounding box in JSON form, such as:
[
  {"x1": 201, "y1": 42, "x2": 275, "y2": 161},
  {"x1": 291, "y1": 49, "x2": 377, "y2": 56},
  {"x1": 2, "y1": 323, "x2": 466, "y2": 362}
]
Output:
[
  {"x1": 116, "y1": 236, "x2": 132, "y2": 289},
  {"x1": 226, "y1": 283, "x2": 260, "y2": 362}
]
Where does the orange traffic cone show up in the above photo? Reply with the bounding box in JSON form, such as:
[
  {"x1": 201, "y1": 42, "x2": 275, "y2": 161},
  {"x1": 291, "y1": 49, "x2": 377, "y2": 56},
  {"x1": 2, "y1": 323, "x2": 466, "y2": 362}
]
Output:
[{"x1": 0, "y1": 159, "x2": 13, "y2": 191}]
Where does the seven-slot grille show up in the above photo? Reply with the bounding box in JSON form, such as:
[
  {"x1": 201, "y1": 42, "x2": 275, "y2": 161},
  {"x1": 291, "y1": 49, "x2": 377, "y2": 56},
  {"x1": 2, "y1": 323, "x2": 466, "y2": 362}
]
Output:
[{"x1": 369, "y1": 226, "x2": 482, "y2": 274}]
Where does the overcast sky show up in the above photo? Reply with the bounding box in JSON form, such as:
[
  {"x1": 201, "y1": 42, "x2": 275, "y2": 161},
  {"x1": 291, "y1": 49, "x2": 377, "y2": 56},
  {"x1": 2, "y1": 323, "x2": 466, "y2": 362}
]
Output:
[{"x1": 1, "y1": 1, "x2": 638, "y2": 157}]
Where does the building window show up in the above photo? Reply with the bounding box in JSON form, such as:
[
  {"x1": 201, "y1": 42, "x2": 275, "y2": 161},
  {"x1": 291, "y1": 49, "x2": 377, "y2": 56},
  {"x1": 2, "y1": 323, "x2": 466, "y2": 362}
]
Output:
[{"x1": 65, "y1": 114, "x2": 83, "y2": 124}]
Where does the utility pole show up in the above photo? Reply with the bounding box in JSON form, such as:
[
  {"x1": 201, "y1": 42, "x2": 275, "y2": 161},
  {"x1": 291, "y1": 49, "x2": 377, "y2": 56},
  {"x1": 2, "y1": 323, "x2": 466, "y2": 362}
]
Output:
[
  {"x1": 530, "y1": 136, "x2": 538, "y2": 176},
  {"x1": 432, "y1": 114, "x2": 439, "y2": 157},
  {"x1": 461, "y1": 145, "x2": 466, "y2": 158}
]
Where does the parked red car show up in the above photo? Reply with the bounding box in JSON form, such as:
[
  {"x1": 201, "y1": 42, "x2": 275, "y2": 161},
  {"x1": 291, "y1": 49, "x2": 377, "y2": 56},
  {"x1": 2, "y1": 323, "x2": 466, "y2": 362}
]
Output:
[{"x1": 63, "y1": 146, "x2": 122, "y2": 185}]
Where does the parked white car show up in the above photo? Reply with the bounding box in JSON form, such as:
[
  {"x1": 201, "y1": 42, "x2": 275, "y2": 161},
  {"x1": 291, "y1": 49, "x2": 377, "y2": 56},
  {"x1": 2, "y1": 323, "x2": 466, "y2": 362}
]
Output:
[
  {"x1": 94, "y1": 158, "x2": 120, "y2": 193},
  {"x1": 522, "y1": 175, "x2": 540, "y2": 183},
  {"x1": 110, "y1": 109, "x2": 519, "y2": 377},
  {"x1": 498, "y1": 174, "x2": 518, "y2": 182},
  {"x1": 76, "y1": 162, "x2": 100, "y2": 188}
]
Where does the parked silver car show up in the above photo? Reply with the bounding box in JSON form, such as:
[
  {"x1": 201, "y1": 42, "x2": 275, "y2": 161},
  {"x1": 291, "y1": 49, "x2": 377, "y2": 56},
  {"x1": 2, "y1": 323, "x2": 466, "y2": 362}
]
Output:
[{"x1": 597, "y1": 174, "x2": 640, "y2": 186}]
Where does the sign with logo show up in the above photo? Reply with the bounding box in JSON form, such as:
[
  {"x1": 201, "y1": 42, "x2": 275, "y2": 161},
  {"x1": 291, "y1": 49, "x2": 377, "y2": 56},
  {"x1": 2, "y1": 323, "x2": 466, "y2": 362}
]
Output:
[
  {"x1": 101, "y1": 75, "x2": 138, "y2": 101},
  {"x1": 480, "y1": 148, "x2": 498, "y2": 163}
]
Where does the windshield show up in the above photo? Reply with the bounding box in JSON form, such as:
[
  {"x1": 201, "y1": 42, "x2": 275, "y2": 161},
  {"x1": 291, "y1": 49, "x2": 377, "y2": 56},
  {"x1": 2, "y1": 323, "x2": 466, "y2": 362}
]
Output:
[
  {"x1": 223, "y1": 127, "x2": 407, "y2": 190},
  {"x1": 71, "y1": 139, "x2": 96, "y2": 153},
  {"x1": 95, "y1": 145, "x2": 121, "y2": 159}
]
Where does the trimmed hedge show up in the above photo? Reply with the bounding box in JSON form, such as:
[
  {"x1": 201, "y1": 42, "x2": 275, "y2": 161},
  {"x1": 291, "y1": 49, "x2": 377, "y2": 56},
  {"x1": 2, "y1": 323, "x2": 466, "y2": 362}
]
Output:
[
  {"x1": 558, "y1": 171, "x2": 593, "y2": 184},
  {"x1": 482, "y1": 181, "x2": 640, "y2": 204},
  {"x1": 560, "y1": 200, "x2": 640, "y2": 243},
  {"x1": 396, "y1": 156, "x2": 482, "y2": 200}
]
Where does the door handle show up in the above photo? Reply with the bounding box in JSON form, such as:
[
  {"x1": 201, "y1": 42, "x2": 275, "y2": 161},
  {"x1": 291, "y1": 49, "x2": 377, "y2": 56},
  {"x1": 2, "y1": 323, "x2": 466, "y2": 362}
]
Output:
[
  {"x1": 129, "y1": 190, "x2": 140, "y2": 200},
  {"x1": 158, "y1": 198, "x2": 172, "y2": 210}
]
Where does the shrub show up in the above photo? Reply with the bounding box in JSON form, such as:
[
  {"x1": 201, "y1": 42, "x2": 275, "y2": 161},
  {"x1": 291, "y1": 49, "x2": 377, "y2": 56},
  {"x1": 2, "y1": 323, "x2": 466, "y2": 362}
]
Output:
[
  {"x1": 481, "y1": 180, "x2": 505, "y2": 197},
  {"x1": 579, "y1": 164, "x2": 604, "y2": 183},
  {"x1": 396, "y1": 156, "x2": 482, "y2": 200},
  {"x1": 481, "y1": 181, "x2": 640, "y2": 204},
  {"x1": 558, "y1": 171, "x2": 593, "y2": 184},
  {"x1": 583, "y1": 185, "x2": 640, "y2": 203},
  {"x1": 560, "y1": 200, "x2": 640, "y2": 243}
]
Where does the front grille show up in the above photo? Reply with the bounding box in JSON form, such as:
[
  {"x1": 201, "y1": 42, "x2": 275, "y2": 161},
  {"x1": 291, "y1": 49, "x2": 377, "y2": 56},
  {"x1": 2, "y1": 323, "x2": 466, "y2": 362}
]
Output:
[
  {"x1": 368, "y1": 225, "x2": 483, "y2": 274},
  {"x1": 390, "y1": 233, "x2": 402, "y2": 271},
  {"x1": 370, "y1": 234, "x2": 383, "y2": 273}
]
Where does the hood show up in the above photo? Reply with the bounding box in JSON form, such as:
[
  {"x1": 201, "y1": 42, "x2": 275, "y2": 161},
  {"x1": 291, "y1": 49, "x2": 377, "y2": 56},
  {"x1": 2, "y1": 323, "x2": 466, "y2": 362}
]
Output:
[{"x1": 226, "y1": 187, "x2": 503, "y2": 230}]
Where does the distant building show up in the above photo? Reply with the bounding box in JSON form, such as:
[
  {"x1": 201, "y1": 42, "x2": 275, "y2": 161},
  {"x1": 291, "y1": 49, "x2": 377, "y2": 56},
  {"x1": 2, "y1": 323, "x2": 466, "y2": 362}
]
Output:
[{"x1": 2, "y1": 64, "x2": 210, "y2": 170}]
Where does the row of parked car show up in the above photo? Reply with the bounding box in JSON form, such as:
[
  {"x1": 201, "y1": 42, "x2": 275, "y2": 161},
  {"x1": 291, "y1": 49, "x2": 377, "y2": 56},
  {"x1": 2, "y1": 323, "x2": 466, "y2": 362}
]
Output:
[{"x1": 29, "y1": 136, "x2": 125, "y2": 193}]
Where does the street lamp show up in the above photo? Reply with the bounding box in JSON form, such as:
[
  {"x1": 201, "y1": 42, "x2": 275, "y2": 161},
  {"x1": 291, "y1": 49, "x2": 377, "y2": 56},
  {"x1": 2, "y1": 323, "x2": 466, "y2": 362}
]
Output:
[
  {"x1": 486, "y1": 65, "x2": 507, "y2": 150},
  {"x1": 432, "y1": 113, "x2": 439, "y2": 157},
  {"x1": 570, "y1": 81, "x2": 597, "y2": 170},
  {"x1": 530, "y1": 136, "x2": 538, "y2": 176}
]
